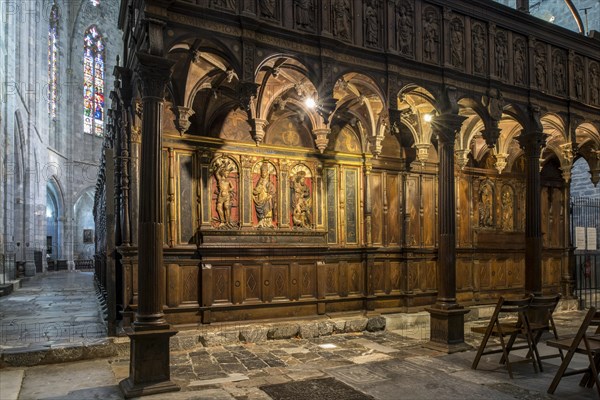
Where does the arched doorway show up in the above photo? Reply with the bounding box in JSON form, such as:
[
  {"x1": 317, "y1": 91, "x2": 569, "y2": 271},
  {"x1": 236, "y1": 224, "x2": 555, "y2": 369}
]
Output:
[
  {"x1": 74, "y1": 188, "x2": 95, "y2": 269},
  {"x1": 46, "y1": 179, "x2": 64, "y2": 271}
]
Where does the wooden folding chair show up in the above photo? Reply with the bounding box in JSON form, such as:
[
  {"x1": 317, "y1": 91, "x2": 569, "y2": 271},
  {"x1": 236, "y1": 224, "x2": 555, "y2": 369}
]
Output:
[
  {"x1": 546, "y1": 307, "x2": 600, "y2": 397},
  {"x1": 471, "y1": 295, "x2": 538, "y2": 378},
  {"x1": 501, "y1": 294, "x2": 563, "y2": 371}
]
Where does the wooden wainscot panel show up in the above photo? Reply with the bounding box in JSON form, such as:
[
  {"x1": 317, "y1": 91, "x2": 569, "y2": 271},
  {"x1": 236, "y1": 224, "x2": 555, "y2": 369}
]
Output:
[
  {"x1": 474, "y1": 231, "x2": 525, "y2": 249},
  {"x1": 166, "y1": 263, "x2": 181, "y2": 307},
  {"x1": 244, "y1": 265, "x2": 262, "y2": 302},
  {"x1": 479, "y1": 259, "x2": 491, "y2": 290},
  {"x1": 232, "y1": 263, "x2": 244, "y2": 305},
  {"x1": 347, "y1": 262, "x2": 363, "y2": 295},
  {"x1": 420, "y1": 260, "x2": 436, "y2": 292},
  {"x1": 201, "y1": 263, "x2": 213, "y2": 308},
  {"x1": 456, "y1": 258, "x2": 472, "y2": 291},
  {"x1": 389, "y1": 261, "x2": 402, "y2": 293},
  {"x1": 407, "y1": 260, "x2": 419, "y2": 292},
  {"x1": 386, "y1": 174, "x2": 400, "y2": 246},
  {"x1": 262, "y1": 263, "x2": 273, "y2": 302},
  {"x1": 290, "y1": 262, "x2": 300, "y2": 300},
  {"x1": 300, "y1": 263, "x2": 317, "y2": 298},
  {"x1": 212, "y1": 265, "x2": 232, "y2": 304},
  {"x1": 271, "y1": 264, "x2": 290, "y2": 300},
  {"x1": 421, "y1": 175, "x2": 436, "y2": 247},
  {"x1": 338, "y1": 261, "x2": 349, "y2": 297},
  {"x1": 543, "y1": 257, "x2": 561, "y2": 286},
  {"x1": 372, "y1": 261, "x2": 386, "y2": 294},
  {"x1": 181, "y1": 265, "x2": 199, "y2": 304},
  {"x1": 405, "y1": 176, "x2": 420, "y2": 247},
  {"x1": 506, "y1": 256, "x2": 524, "y2": 288},
  {"x1": 371, "y1": 172, "x2": 383, "y2": 245},
  {"x1": 324, "y1": 262, "x2": 339, "y2": 296},
  {"x1": 457, "y1": 175, "x2": 472, "y2": 247},
  {"x1": 491, "y1": 258, "x2": 507, "y2": 289}
]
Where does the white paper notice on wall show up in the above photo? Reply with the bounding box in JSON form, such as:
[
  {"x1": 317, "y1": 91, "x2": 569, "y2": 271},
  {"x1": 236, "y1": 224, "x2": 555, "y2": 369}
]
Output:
[
  {"x1": 587, "y1": 228, "x2": 597, "y2": 251},
  {"x1": 575, "y1": 226, "x2": 586, "y2": 250}
]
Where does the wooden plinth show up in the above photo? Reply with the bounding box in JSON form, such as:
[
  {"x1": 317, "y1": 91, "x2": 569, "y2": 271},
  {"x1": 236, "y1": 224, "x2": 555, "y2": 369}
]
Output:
[
  {"x1": 119, "y1": 327, "x2": 180, "y2": 398},
  {"x1": 425, "y1": 307, "x2": 471, "y2": 354}
]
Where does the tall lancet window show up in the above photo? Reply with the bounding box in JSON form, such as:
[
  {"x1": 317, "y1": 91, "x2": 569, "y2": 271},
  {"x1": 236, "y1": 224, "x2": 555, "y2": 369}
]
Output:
[
  {"x1": 83, "y1": 25, "x2": 105, "y2": 136},
  {"x1": 48, "y1": 3, "x2": 59, "y2": 120}
]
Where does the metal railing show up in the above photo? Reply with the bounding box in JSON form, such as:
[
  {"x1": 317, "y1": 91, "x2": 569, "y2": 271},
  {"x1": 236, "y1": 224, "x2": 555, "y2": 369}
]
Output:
[{"x1": 572, "y1": 197, "x2": 600, "y2": 308}]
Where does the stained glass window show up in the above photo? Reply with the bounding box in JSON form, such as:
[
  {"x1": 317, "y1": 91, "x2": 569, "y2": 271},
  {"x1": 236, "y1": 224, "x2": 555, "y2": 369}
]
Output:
[
  {"x1": 48, "y1": 3, "x2": 59, "y2": 120},
  {"x1": 83, "y1": 25, "x2": 105, "y2": 136}
]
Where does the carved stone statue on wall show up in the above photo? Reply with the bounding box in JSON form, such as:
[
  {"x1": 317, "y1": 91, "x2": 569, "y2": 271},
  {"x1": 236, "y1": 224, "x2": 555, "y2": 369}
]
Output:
[
  {"x1": 534, "y1": 46, "x2": 546, "y2": 90},
  {"x1": 253, "y1": 162, "x2": 276, "y2": 228},
  {"x1": 212, "y1": 0, "x2": 236, "y2": 10},
  {"x1": 479, "y1": 184, "x2": 493, "y2": 227},
  {"x1": 574, "y1": 61, "x2": 584, "y2": 100},
  {"x1": 259, "y1": 0, "x2": 277, "y2": 19},
  {"x1": 291, "y1": 170, "x2": 312, "y2": 228},
  {"x1": 212, "y1": 157, "x2": 237, "y2": 228},
  {"x1": 365, "y1": 0, "x2": 378, "y2": 47},
  {"x1": 450, "y1": 19, "x2": 464, "y2": 68},
  {"x1": 295, "y1": 0, "x2": 313, "y2": 29},
  {"x1": 501, "y1": 186, "x2": 514, "y2": 231},
  {"x1": 332, "y1": 0, "x2": 352, "y2": 41},
  {"x1": 591, "y1": 64, "x2": 600, "y2": 104},
  {"x1": 423, "y1": 11, "x2": 439, "y2": 63},
  {"x1": 472, "y1": 25, "x2": 486, "y2": 74},
  {"x1": 495, "y1": 34, "x2": 508, "y2": 80},
  {"x1": 514, "y1": 40, "x2": 526, "y2": 85},
  {"x1": 553, "y1": 54, "x2": 565, "y2": 95},
  {"x1": 397, "y1": 3, "x2": 413, "y2": 56}
]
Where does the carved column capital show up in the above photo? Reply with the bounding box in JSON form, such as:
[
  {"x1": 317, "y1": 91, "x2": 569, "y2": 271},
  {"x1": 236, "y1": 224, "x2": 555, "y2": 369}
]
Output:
[
  {"x1": 494, "y1": 152, "x2": 509, "y2": 174},
  {"x1": 482, "y1": 127, "x2": 501, "y2": 149},
  {"x1": 173, "y1": 106, "x2": 195, "y2": 135},
  {"x1": 431, "y1": 113, "x2": 466, "y2": 145},
  {"x1": 136, "y1": 52, "x2": 175, "y2": 100},
  {"x1": 312, "y1": 128, "x2": 331, "y2": 153},
  {"x1": 250, "y1": 118, "x2": 268, "y2": 145},
  {"x1": 516, "y1": 129, "x2": 547, "y2": 157}
]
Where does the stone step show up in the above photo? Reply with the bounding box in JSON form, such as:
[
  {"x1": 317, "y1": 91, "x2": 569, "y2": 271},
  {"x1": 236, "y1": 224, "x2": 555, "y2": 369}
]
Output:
[{"x1": 0, "y1": 368, "x2": 25, "y2": 400}]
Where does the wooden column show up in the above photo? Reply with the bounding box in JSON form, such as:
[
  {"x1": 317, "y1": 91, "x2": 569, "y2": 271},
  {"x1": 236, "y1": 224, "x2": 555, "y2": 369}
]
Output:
[
  {"x1": 119, "y1": 52, "x2": 180, "y2": 398},
  {"x1": 426, "y1": 106, "x2": 470, "y2": 353},
  {"x1": 517, "y1": 111, "x2": 547, "y2": 297}
]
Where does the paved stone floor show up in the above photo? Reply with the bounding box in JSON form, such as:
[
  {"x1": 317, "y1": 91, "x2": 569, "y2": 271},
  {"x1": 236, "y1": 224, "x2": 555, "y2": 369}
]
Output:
[{"x1": 0, "y1": 272, "x2": 598, "y2": 400}]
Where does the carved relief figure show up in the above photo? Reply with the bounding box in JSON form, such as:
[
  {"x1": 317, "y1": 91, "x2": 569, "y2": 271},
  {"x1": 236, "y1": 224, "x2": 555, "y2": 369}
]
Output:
[
  {"x1": 553, "y1": 53, "x2": 565, "y2": 94},
  {"x1": 479, "y1": 183, "x2": 493, "y2": 227},
  {"x1": 259, "y1": 0, "x2": 277, "y2": 19},
  {"x1": 212, "y1": 157, "x2": 237, "y2": 228},
  {"x1": 534, "y1": 45, "x2": 546, "y2": 90},
  {"x1": 501, "y1": 186, "x2": 514, "y2": 231},
  {"x1": 495, "y1": 33, "x2": 508, "y2": 79},
  {"x1": 591, "y1": 64, "x2": 600, "y2": 104},
  {"x1": 290, "y1": 169, "x2": 312, "y2": 228},
  {"x1": 332, "y1": 0, "x2": 351, "y2": 41},
  {"x1": 397, "y1": 3, "x2": 413, "y2": 56},
  {"x1": 212, "y1": 0, "x2": 236, "y2": 10},
  {"x1": 574, "y1": 60, "x2": 584, "y2": 99},
  {"x1": 295, "y1": 0, "x2": 313, "y2": 29},
  {"x1": 472, "y1": 25, "x2": 486, "y2": 74},
  {"x1": 450, "y1": 19, "x2": 464, "y2": 68},
  {"x1": 365, "y1": 0, "x2": 378, "y2": 46},
  {"x1": 253, "y1": 162, "x2": 276, "y2": 228},
  {"x1": 423, "y1": 11, "x2": 439, "y2": 62},
  {"x1": 514, "y1": 40, "x2": 526, "y2": 85}
]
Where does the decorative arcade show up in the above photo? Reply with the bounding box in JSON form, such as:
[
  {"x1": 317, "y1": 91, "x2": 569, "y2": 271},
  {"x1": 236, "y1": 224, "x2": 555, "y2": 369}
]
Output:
[{"x1": 93, "y1": 0, "x2": 600, "y2": 396}]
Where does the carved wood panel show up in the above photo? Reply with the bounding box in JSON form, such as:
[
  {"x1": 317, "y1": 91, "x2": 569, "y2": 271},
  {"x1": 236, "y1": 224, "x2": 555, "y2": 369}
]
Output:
[
  {"x1": 347, "y1": 262, "x2": 363, "y2": 295},
  {"x1": 300, "y1": 263, "x2": 316, "y2": 298},
  {"x1": 386, "y1": 173, "x2": 400, "y2": 246},
  {"x1": 390, "y1": 261, "x2": 402, "y2": 292},
  {"x1": 543, "y1": 257, "x2": 561, "y2": 286},
  {"x1": 372, "y1": 261, "x2": 385, "y2": 294},
  {"x1": 371, "y1": 172, "x2": 383, "y2": 245},
  {"x1": 182, "y1": 265, "x2": 199, "y2": 303},
  {"x1": 422, "y1": 175, "x2": 436, "y2": 247},
  {"x1": 213, "y1": 265, "x2": 232, "y2": 304},
  {"x1": 271, "y1": 264, "x2": 289, "y2": 300},
  {"x1": 406, "y1": 176, "x2": 420, "y2": 247},
  {"x1": 325, "y1": 263, "x2": 339, "y2": 296},
  {"x1": 456, "y1": 259, "x2": 471, "y2": 290},
  {"x1": 244, "y1": 265, "x2": 262, "y2": 302}
]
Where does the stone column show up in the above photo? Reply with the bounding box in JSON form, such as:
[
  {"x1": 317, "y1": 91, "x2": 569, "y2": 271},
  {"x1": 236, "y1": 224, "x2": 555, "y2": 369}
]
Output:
[
  {"x1": 516, "y1": 110, "x2": 546, "y2": 297},
  {"x1": 426, "y1": 111, "x2": 470, "y2": 353},
  {"x1": 119, "y1": 52, "x2": 180, "y2": 398}
]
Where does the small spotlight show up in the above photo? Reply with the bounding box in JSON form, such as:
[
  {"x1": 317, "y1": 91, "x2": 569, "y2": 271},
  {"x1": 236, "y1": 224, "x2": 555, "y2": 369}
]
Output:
[
  {"x1": 423, "y1": 113, "x2": 433, "y2": 122},
  {"x1": 549, "y1": 15, "x2": 555, "y2": 23},
  {"x1": 305, "y1": 97, "x2": 316, "y2": 109}
]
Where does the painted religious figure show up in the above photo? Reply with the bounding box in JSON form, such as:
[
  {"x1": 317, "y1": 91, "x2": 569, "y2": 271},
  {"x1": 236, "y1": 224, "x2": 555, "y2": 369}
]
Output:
[
  {"x1": 479, "y1": 184, "x2": 493, "y2": 227},
  {"x1": 290, "y1": 167, "x2": 312, "y2": 229},
  {"x1": 253, "y1": 162, "x2": 276, "y2": 228},
  {"x1": 212, "y1": 157, "x2": 237, "y2": 228}
]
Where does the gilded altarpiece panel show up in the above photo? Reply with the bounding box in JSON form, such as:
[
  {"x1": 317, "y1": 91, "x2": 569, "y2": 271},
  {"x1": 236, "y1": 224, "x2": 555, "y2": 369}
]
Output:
[{"x1": 344, "y1": 168, "x2": 359, "y2": 245}]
